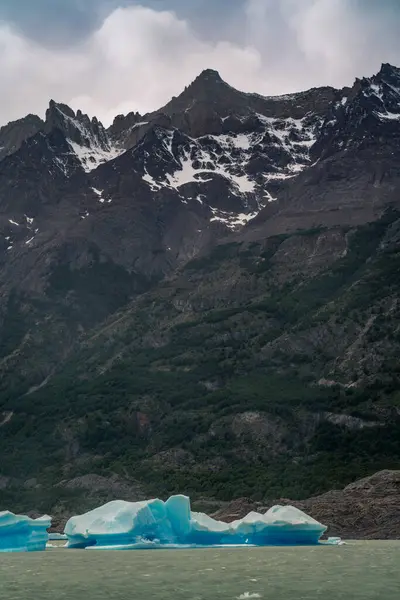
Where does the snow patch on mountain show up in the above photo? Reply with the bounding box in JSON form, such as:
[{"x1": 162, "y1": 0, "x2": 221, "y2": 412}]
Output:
[
  {"x1": 134, "y1": 115, "x2": 320, "y2": 230},
  {"x1": 166, "y1": 148, "x2": 255, "y2": 194},
  {"x1": 69, "y1": 141, "x2": 123, "y2": 173},
  {"x1": 210, "y1": 208, "x2": 258, "y2": 230},
  {"x1": 143, "y1": 170, "x2": 162, "y2": 190},
  {"x1": 91, "y1": 187, "x2": 106, "y2": 203},
  {"x1": 369, "y1": 84, "x2": 384, "y2": 102},
  {"x1": 48, "y1": 102, "x2": 124, "y2": 173},
  {"x1": 376, "y1": 111, "x2": 400, "y2": 121},
  {"x1": 258, "y1": 114, "x2": 318, "y2": 156},
  {"x1": 54, "y1": 156, "x2": 70, "y2": 176}
]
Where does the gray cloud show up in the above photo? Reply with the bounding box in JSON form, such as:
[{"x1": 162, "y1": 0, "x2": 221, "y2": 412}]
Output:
[
  {"x1": 0, "y1": 0, "x2": 399, "y2": 127},
  {"x1": 0, "y1": 0, "x2": 105, "y2": 45},
  {"x1": 0, "y1": 0, "x2": 244, "y2": 46}
]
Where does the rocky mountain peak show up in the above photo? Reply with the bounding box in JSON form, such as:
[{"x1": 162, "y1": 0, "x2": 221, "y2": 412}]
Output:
[
  {"x1": 189, "y1": 68, "x2": 225, "y2": 90},
  {"x1": 43, "y1": 100, "x2": 124, "y2": 172},
  {"x1": 377, "y1": 62, "x2": 400, "y2": 80},
  {"x1": 2, "y1": 63, "x2": 400, "y2": 517},
  {"x1": 47, "y1": 99, "x2": 75, "y2": 120},
  {"x1": 107, "y1": 111, "x2": 150, "y2": 149},
  {"x1": 0, "y1": 113, "x2": 44, "y2": 162},
  {"x1": 311, "y1": 63, "x2": 400, "y2": 161},
  {"x1": 45, "y1": 100, "x2": 110, "y2": 151},
  {"x1": 163, "y1": 68, "x2": 235, "y2": 114}
]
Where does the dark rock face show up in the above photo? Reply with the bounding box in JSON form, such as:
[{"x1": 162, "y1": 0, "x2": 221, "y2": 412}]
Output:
[
  {"x1": 155, "y1": 69, "x2": 336, "y2": 136},
  {"x1": 0, "y1": 114, "x2": 44, "y2": 161},
  {"x1": 1, "y1": 64, "x2": 400, "y2": 517},
  {"x1": 45, "y1": 101, "x2": 110, "y2": 153},
  {"x1": 35, "y1": 469, "x2": 400, "y2": 538},
  {"x1": 211, "y1": 471, "x2": 400, "y2": 540}
]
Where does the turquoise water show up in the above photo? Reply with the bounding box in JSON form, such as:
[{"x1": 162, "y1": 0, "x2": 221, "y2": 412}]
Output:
[{"x1": 0, "y1": 541, "x2": 399, "y2": 599}]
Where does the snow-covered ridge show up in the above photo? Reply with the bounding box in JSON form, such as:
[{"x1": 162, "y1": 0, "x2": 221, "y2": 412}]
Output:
[
  {"x1": 139, "y1": 115, "x2": 319, "y2": 203},
  {"x1": 68, "y1": 140, "x2": 123, "y2": 172},
  {"x1": 48, "y1": 103, "x2": 124, "y2": 173},
  {"x1": 362, "y1": 73, "x2": 400, "y2": 122},
  {"x1": 210, "y1": 208, "x2": 259, "y2": 229}
]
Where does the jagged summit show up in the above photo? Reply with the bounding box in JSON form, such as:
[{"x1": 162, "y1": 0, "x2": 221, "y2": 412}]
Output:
[
  {"x1": 189, "y1": 68, "x2": 225, "y2": 88},
  {"x1": 43, "y1": 100, "x2": 123, "y2": 172},
  {"x1": 197, "y1": 68, "x2": 223, "y2": 78},
  {"x1": 45, "y1": 100, "x2": 109, "y2": 149},
  {"x1": 378, "y1": 62, "x2": 400, "y2": 77},
  {"x1": 47, "y1": 99, "x2": 75, "y2": 119},
  {"x1": 0, "y1": 113, "x2": 44, "y2": 162}
]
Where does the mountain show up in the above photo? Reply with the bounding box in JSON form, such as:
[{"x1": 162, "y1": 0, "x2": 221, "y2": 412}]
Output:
[
  {"x1": 0, "y1": 114, "x2": 44, "y2": 161},
  {"x1": 1, "y1": 63, "x2": 400, "y2": 517}
]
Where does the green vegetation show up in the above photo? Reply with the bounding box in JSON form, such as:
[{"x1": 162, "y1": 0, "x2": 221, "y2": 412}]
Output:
[
  {"x1": 1, "y1": 212, "x2": 400, "y2": 513},
  {"x1": 48, "y1": 245, "x2": 150, "y2": 326}
]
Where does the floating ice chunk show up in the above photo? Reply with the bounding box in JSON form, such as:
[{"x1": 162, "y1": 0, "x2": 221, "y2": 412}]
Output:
[
  {"x1": 325, "y1": 537, "x2": 345, "y2": 545},
  {"x1": 0, "y1": 511, "x2": 51, "y2": 552},
  {"x1": 64, "y1": 495, "x2": 327, "y2": 550},
  {"x1": 48, "y1": 533, "x2": 68, "y2": 541}
]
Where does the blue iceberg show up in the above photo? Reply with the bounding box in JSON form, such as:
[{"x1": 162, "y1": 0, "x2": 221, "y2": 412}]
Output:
[
  {"x1": 64, "y1": 495, "x2": 327, "y2": 549},
  {"x1": 0, "y1": 511, "x2": 51, "y2": 552},
  {"x1": 49, "y1": 532, "x2": 68, "y2": 541}
]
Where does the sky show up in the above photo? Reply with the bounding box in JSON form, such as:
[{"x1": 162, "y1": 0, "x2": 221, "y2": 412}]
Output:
[{"x1": 0, "y1": 0, "x2": 399, "y2": 126}]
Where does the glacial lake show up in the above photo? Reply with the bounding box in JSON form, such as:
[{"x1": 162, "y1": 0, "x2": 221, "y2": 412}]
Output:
[{"x1": 0, "y1": 541, "x2": 399, "y2": 599}]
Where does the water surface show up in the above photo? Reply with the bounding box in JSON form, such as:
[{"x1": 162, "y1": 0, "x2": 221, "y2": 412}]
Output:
[{"x1": 0, "y1": 541, "x2": 398, "y2": 599}]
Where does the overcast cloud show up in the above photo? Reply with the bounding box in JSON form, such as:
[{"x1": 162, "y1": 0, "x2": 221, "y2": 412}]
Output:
[{"x1": 0, "y1": 0, "x2": 399, "y2": 126}]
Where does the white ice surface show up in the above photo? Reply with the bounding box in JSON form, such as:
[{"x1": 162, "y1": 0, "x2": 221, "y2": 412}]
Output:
[
  {"x1": 64, "y1": 495, "x2": 327, "y2": 550},
  {"x1": 0, "y1": 511, "x2": 51, "y2": 553}
]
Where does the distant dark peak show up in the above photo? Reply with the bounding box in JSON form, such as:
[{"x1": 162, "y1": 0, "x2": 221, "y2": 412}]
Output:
[
  {"x1": 197, "y1": 69, "x2": 223, "y2": 81},
  {"x1": 172, "y1": 69, "x2": 230, "y2": 110},
  {"x1": 374, "y1": 63, "x2": 400, "y2": 89},
  {"x1": 47, "y1": 100, "x2": 75, "y2": 119},
  {"x1": 189, "y1": 69, "x2": 225, "y2": 89},
  {"x1": 111, "y1": 111, "x2": 142, "y2": 128},
  {"x1": 46, "y1": 102, "x2": 99, "y2": 129},
  {"x1": 0, "y1": 113, "x2": 44, "y2": 134},
  {"x1": 0, "y1": 112, "x2": 46, "y2": 161},
  {"x1": 379, "y1": 63, "x2": 400, "y2": 77},
  {"x1": 44, "y1": 100, "x2": 109, "y2": 151},
  {"x1": 118, "y1": 111, "x2": 142, "y2": 121}
]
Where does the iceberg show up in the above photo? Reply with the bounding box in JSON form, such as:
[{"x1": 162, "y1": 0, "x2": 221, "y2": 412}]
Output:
[
  {"x1": 0, "y1": 511, "x2": 51, "y2": 552},
  {"x1": 48, "y1": 532, "x2": 68, "y2": 541},
  {"x1": 64, "y1": 495, "x2": 327, "y2": 549}
]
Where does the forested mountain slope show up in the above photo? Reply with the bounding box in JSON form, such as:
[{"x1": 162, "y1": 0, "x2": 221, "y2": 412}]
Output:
[{"x1": 1, "y1": 64, "x2": 400, "y2": 515}]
